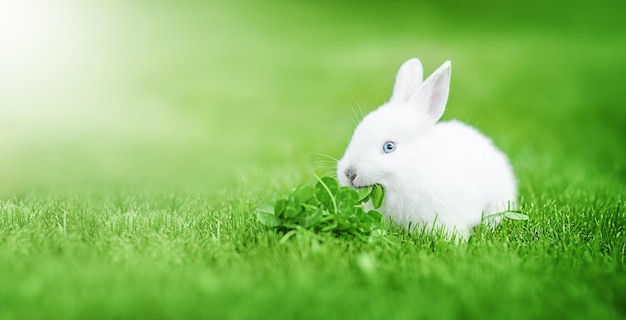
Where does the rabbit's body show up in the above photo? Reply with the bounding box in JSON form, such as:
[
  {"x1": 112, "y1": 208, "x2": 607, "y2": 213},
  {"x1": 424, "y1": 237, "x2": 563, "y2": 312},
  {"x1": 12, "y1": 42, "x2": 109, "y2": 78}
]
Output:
[
  {"x1": 337, "y1": 58, "x2": 517, "y2": 239},
  {"x1": 367, "y1": 119, "x2": 517, "y2": 238}
]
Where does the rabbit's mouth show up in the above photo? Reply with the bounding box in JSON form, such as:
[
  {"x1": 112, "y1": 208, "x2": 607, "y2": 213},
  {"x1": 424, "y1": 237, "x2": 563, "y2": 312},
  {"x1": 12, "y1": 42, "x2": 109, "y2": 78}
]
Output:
[
  {"x1": 352, "y1": 180, "x2": 384, "y2": 189},
  {"x1": 337, "y1": 165, "x2": 383, "y2": 190},
  {"x1": 352, "y1": 183, "x2": 371, "y2": 189},
  {"x1": 354, "y1": 183, "x2": 384, "y2": 191}
]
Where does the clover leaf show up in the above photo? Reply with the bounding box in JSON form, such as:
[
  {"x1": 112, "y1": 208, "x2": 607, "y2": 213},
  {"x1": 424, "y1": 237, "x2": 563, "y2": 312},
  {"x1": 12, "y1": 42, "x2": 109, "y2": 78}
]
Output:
[{"x1": 256, "y1": 176, "x2": 387, "y2": 241}]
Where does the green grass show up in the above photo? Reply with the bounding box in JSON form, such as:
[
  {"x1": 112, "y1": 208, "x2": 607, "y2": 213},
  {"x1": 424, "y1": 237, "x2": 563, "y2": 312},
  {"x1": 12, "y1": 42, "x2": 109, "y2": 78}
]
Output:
[{"x1": 1, "y1": 0, "x2": 625, "y2": 319}]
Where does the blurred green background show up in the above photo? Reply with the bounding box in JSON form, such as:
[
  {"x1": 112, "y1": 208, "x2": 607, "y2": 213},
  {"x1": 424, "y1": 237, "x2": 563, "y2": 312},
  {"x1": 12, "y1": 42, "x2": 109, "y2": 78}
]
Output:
[{"x1": 1, "y1": 0, "x2": 625, "y2": 196}]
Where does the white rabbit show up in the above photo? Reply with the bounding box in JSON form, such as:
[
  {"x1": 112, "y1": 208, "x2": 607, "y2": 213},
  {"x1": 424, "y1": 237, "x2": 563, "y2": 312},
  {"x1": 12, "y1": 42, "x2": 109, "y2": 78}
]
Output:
[{"x1": 337, "y1": 58, "x2": 517, "y2": 240}]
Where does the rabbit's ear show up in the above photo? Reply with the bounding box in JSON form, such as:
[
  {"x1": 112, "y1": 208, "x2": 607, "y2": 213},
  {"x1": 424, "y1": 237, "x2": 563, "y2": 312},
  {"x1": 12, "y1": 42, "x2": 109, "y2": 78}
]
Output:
[
  {"x1": 414, "y1": 60, "x2": 451, "y2": 122},
  {"x1": 390, "y1": 58, "x2": 423, "y2": 103}
]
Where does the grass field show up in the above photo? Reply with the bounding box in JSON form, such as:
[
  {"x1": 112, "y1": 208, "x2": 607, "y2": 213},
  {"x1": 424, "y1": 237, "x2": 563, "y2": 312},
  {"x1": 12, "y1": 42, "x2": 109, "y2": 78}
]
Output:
[{"x1": 1, "y1": 0, "x2": 625, "y2": 318}]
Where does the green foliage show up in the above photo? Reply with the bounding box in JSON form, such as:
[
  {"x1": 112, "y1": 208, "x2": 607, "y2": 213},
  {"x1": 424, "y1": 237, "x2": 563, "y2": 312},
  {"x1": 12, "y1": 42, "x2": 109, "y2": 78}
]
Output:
[
  {"x1": 484, "y1": 210, "x2": 530, "y2": 221},
  {"x1": 256, "y1": 176, "x2": 386, "y2": 241}
]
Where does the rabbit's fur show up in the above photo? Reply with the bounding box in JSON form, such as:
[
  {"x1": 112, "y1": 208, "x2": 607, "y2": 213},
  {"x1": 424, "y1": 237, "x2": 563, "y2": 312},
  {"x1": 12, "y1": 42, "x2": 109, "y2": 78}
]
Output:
[{"x1": 337, "y1": 58, "x2": 517, "y2": 239}]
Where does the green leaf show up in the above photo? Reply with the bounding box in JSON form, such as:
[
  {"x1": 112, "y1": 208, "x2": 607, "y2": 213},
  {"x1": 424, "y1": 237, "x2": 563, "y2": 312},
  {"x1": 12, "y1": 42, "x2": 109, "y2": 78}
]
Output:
[
  {"x1": 293, "y1": 207, "x2": 323, "y2": 228},
  {"x1": 293, "y1": 185, "x2": 315, "y2": 204},
  {"x1": 256, "y1": 204, "x2": 282, "y2": 227},
  {"x1": 483, "y1": 210, "x2": 530, "y2": 221},
  {"x1": 305, "y1": 195, "x2": 320, "y2": 206},
  {"x1": 274, "y1": 199, "x2": 288, "y2": 216},
  {"x1": 366, "y1": 209, "x2": 383, "y2": 221},
  {"x1": 283, "y1": 202, "x2": 302, "y2": 218},
  {"x1": 337, "y1": 187, "x2": 359, "y2": 213},
  {"x1": 369, "y1": 228, "x2": 387, "y2": 238},
  {"x1": 259, "y1": 176, "x2": 388, "y2": 242},
  {"x1": 370, "y1": 184, "x2": 385, "y2": 209},
  {"x1": 350, "y1": 206, "x2": 366, "y2": 218},
  {"x1": 503, "y1": 211, "x2": 529, "y2": 220},
  {"x1": 356, "y1": 186, "x2": 372, "y2": 203},
  {"x1": 315, "y1": 176, "x2": 338, "y2": 213},
  {"x1": 337, "y1": 186, "x2": 359, "y2": 203}
]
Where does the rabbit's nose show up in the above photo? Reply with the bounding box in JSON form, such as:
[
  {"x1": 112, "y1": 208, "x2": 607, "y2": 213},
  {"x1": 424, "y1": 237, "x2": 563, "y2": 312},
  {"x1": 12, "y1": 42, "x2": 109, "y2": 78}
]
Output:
[{"x1": 344, "y1": 167, "x2": 357, "y2": 185}]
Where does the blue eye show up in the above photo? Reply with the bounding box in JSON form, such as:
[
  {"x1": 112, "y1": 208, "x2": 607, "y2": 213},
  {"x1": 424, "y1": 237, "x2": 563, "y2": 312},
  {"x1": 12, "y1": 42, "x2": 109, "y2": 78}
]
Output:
[{"x1": 383, "y1": 141, "x2": 396, "y2": 153}]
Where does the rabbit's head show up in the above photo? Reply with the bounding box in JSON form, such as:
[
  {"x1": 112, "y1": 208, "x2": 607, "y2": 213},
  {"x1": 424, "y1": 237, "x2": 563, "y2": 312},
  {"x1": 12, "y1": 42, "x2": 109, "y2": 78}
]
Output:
[{"x1": 337, "y1": 59, "x2": 452, "y2": 189}]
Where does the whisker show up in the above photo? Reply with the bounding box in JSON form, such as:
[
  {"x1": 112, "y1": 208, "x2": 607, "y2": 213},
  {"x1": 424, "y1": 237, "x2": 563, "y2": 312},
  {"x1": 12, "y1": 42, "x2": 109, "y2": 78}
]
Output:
[
  {"x1": 341, "y1": 94, "x2": 365, "y2": 128},
  {"x1": 309, "y1": 164, "x2": 337, "y2": 169},
  {"x1": 308, "y1": 152, "x2": 340, "y2": 162},
  {"x1": 303, "y1": 158, "x2": 338, "y2": 167},
  {"x1": 306, "y1": 161, "x2": 337, "y2": 168},
  {"x1": 305, "y1": 159, "x2": 338, "y2": 169},
  {"x1": 309, "y1": 165, "x2": 338, "y2": 173},
  {"x1": 309, "y1": 160, "x2": 337, "y2": 166},
  {"x1": 349, "y1": 105, "x2": 361, "y2": 127},
  {"x1": 314, "y1": 168, "x2": 337, "y2": 177},
  {"x1": 350, "y1": 95, "x2": 366, "y2": 121},
  {"x1": 300, "y1": 162, "x2": 337, "y2": 175},
  {"x1": 342, "y1": 113, "x2": 359, "y2": 128}
]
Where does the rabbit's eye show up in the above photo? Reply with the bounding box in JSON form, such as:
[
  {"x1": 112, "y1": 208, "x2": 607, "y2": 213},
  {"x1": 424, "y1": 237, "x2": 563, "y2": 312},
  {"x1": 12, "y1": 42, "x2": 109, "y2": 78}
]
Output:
[{"x1": 383, "y1": 141, "x2": 396, "y2": 153}]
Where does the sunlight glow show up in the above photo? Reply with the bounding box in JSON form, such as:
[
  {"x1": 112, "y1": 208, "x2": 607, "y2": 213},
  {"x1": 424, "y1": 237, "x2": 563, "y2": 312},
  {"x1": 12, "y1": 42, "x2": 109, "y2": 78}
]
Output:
[{"x1": 0, "y1": 0, "x2": 68, "y2": 71}]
